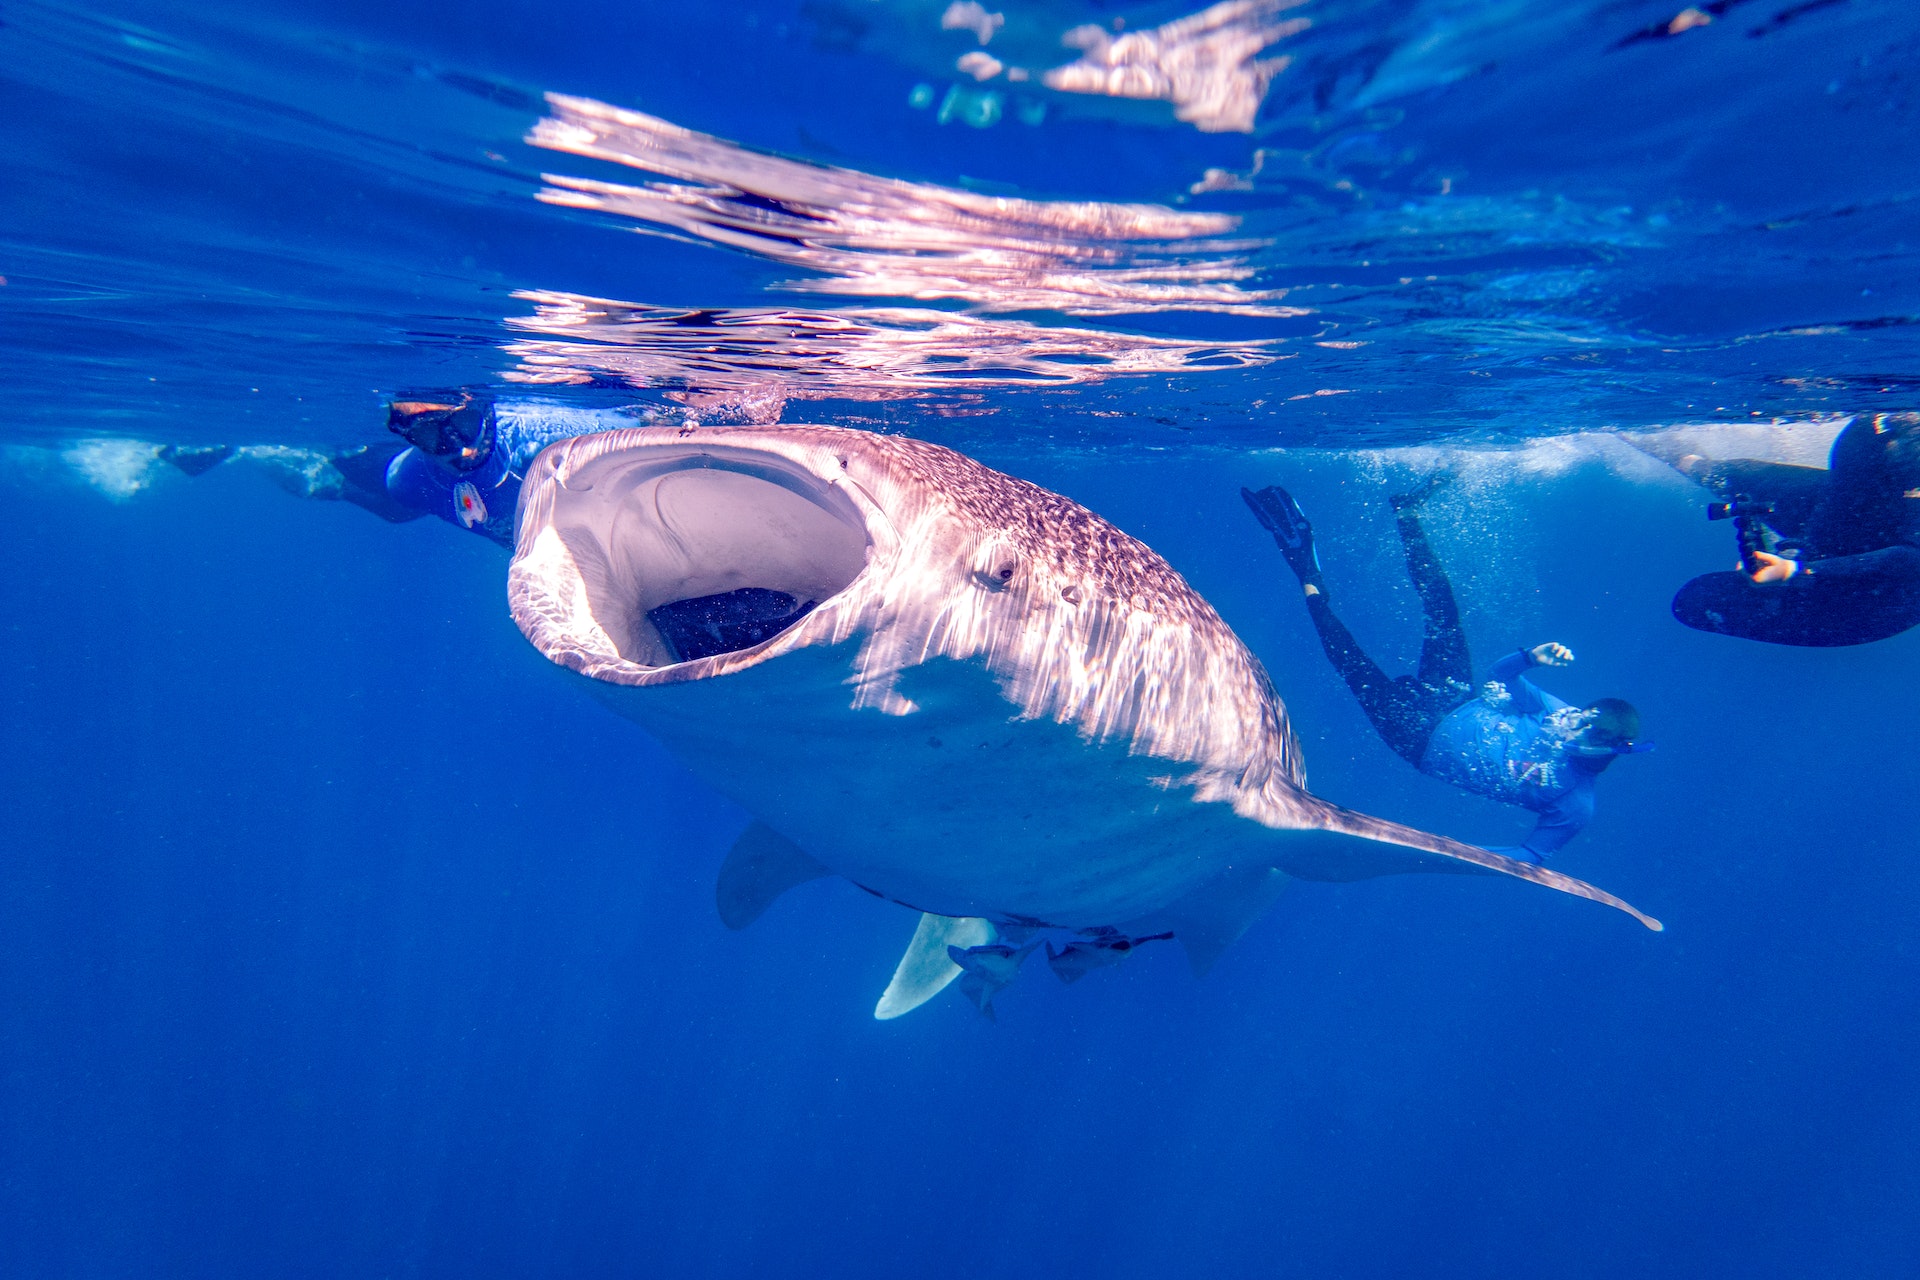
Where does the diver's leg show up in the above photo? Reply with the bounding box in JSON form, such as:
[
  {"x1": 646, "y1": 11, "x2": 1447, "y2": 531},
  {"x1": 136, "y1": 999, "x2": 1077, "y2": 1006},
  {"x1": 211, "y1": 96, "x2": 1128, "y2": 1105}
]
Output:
[
  {"x1": 1245, "y1": 484, "x2": 1430, "y2": 762},
  {"x1": 1301, "y1": 595, "x2": 1430, "y2": 764},
  {"x1": 1392, "y1": 496, "x2": 1473, "y2": 695}
]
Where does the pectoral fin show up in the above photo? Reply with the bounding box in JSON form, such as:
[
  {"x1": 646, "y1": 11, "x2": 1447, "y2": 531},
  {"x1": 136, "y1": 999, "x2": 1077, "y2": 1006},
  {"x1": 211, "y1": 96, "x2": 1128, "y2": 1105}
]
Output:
[
  {"x1": 714, "y1": 821, "x2": 832, "y2": 930},
  {"x1": 874, "y1": 913, "x2": 994, "y2": 1020},
  {"x1": 1294, "y1": 797, "x2": 1663, "y2": 931}
]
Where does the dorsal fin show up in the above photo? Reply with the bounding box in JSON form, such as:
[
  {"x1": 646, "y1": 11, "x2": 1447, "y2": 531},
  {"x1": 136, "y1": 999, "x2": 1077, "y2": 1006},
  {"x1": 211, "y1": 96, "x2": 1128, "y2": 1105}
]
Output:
[{"x1": 714, "y1": 821, "x2": 832, "y2": 930}]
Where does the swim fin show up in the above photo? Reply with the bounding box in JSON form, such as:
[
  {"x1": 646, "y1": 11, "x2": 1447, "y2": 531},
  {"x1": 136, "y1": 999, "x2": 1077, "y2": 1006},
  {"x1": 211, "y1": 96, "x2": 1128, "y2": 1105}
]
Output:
[
  {"x1": 1241, "y1": 485, "x2": 1323, "y2": 586},
  {"x1": 159, "y1": 444, "x2": 234, "y2": 477},
  {"x1": 1389, "y1": 473, "x2": 1448, "y2": 514}
]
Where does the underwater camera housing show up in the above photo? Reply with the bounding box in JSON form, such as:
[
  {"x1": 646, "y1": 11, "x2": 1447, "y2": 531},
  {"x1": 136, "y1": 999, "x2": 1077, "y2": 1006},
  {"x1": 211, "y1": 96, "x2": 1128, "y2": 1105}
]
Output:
[{"x1": 1707, "y1": 495, "x2": 1783, "y2": 573}]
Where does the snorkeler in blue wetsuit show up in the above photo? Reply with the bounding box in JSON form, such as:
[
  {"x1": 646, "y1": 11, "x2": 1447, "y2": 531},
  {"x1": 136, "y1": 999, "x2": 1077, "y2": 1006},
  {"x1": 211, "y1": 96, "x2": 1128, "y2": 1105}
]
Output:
[
  {"x1": 163, "y1": 390, "x2": 818, "y2": 662},
  {"x1": 161, "y1": 389, "x2": 639, "y2": 542},
  {"x1": 1243, "y1": 482, "x2": 1648, "y2": 863},
  {"x1": 377, "y1": 390, "x2": 645, "y2": 544}
]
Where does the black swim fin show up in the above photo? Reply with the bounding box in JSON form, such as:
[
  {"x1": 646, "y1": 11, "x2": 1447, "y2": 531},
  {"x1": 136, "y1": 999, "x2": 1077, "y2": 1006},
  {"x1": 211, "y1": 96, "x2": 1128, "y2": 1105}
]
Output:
[
  {"x1": 1241, "y1": 485, "x2": 1323, "y2": 586},
  {"x1": 159, "y1": 444, "x2": 235, "y2": 477},
  {"x1": 1389, "y1": 473, "x2": 1448, "y2": 514}
]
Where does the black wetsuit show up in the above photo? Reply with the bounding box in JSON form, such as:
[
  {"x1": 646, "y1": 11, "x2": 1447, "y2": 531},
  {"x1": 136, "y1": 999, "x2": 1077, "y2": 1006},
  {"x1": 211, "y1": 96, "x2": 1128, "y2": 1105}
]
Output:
[
  {"x1": 1672, "y1": 412, "x2": 1920, "y2": 647},
  {"x1": 1304, "y1": 506, "x2": 1475, "y2": 766}
]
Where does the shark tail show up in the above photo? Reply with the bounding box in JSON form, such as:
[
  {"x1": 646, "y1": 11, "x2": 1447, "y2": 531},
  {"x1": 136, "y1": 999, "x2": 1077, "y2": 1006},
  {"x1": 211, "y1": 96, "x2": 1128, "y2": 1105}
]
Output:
[{"x1": 1305, "y1": 799, "x2": 1664, "y2": 932}]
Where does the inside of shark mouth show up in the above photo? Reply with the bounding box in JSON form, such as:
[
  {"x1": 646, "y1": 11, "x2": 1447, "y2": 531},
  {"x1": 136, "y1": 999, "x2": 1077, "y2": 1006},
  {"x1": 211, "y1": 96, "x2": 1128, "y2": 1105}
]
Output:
[{"x1": 548, "y1": 446, "x2": 872, "y2": 668}]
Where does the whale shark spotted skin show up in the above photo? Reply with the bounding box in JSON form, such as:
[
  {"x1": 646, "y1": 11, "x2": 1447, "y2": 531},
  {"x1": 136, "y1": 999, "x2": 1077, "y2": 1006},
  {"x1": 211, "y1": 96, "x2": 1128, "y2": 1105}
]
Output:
[{"x1": 507, "y1": 424, "x2": 1659, "y2": 1013}]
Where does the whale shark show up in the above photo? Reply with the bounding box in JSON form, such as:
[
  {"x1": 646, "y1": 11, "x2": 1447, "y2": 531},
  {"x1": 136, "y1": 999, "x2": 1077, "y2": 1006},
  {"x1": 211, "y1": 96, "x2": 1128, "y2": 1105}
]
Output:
[{"x1": 506, "y1": 424, "x2": 1660, "y2": 1017}]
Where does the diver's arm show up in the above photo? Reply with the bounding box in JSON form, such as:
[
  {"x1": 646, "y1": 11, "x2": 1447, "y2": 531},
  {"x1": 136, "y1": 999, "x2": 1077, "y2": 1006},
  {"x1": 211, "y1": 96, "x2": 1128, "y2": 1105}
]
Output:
[
  {"x1": 1782, "y1": 544, "x2": 1920, "y2": 584},
  {"x1": 382, "y1": 445, "x2": 456, "y2": 520},
  {"x1": 1488, "y1": 648, "x2": 1549, "y2": 715},
  {"x1": 329, "y1": 443, "x2": 428, "y2": 523},
  {"x1": 493, "y1": 402, "x2": 642, "y2": 470},
  {"x1": 1519, "y1": 787, "x2": 1596, "y2": 861}
]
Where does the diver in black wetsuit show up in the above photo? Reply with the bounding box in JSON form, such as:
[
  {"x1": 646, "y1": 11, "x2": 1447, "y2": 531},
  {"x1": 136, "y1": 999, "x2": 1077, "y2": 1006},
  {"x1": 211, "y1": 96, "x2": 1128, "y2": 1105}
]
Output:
[
  {"x1": 1244, "y1": 482, "x2": 1646, "y2": 863},
  {"x1": 1669, "y1": 412, "x2": 1920, "y2": 647}
]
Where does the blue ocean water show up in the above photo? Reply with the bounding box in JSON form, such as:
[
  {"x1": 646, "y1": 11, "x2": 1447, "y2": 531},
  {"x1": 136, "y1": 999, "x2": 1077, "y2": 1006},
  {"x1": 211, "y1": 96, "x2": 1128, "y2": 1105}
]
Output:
[{"x1": 3, "y1": 1, "x2": 1918, "y2": 1275}]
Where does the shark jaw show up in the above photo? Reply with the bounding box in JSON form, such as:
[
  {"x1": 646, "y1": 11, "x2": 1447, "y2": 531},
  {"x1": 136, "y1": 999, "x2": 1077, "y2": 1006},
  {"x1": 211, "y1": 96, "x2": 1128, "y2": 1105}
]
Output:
[
  {"x1": 508, "y1": 430, "x2": 875, "y2": 682},
  {"x1": 508, "y1": 423, "x2": 1660, "y2": 992}
]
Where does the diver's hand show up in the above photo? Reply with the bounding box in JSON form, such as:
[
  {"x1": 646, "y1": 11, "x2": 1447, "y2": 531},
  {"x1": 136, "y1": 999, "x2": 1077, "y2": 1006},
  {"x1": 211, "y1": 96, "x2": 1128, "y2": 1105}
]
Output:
[
  {"x1": 1528, "y1": 642, "x2": 1574, "y2": 667},
  {"x1": 1485, "y1": 845, "x2": 1544, "y2": 866},
  {"x1": 1746, "y1": 551, "x2": 1800, "y2": 584}
]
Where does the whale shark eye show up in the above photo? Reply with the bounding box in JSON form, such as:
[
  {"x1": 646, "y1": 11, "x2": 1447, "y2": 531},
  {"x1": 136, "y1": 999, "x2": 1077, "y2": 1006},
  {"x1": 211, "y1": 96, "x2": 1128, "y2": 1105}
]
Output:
[{"x1": 977, "y1": 559, "x2": 1017, "y2": 589}]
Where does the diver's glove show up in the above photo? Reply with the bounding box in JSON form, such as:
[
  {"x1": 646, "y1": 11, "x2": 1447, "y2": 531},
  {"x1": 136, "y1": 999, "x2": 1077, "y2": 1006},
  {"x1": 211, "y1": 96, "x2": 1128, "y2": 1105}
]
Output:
[
  {"x1": 1528, "y1": 642, "x2": 1575, "y2": 667},
  {"x1": 1746, "y1": 551, "x2": 1800, "y2": 584}
]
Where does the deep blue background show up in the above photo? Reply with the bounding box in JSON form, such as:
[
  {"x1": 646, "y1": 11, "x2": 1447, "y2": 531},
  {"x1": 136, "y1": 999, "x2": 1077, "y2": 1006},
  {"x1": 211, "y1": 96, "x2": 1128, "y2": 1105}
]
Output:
[
  {"x1": 4, "y1": 447, "x2": 1917, "y2": 1277},
  {"x1": 5, "y1": 0, "x2": 1920, "y2": 1274}
]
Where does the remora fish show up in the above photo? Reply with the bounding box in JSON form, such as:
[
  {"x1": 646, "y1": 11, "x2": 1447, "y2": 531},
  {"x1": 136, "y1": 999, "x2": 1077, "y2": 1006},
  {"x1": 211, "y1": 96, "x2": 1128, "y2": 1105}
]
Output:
[{"x1": 508, "y1": 424, "x2": 1660, "y2": 1017}]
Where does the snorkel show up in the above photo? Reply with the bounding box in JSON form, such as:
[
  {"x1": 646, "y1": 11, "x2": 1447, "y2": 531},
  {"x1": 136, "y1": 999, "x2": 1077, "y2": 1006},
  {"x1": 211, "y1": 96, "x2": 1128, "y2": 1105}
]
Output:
[{"x1": 1572, "y1": 737, "x2": 1656, "y2": 759}]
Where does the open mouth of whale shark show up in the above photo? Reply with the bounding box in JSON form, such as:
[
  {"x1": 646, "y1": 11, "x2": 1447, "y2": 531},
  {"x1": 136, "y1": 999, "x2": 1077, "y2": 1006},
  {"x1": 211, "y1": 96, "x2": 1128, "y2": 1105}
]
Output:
[{"x1": 544, "y1": 445, "x2": 871, "y2": 668}]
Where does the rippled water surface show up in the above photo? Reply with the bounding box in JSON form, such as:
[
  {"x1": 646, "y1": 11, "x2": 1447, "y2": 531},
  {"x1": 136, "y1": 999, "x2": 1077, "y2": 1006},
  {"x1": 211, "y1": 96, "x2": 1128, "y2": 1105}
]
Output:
[{"x1": 8, "y1": 0, "x2": 1917, "y2": 445}]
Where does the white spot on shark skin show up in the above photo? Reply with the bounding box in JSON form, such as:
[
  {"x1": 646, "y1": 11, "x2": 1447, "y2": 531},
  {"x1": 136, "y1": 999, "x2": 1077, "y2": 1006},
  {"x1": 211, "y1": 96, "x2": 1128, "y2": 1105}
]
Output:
[
  {"x1": 508, "y1": 423, "x2": 1660, "y2": 1015},
  {"x1": 62, "y1": 439, "x2": 164, "y2": 500}
]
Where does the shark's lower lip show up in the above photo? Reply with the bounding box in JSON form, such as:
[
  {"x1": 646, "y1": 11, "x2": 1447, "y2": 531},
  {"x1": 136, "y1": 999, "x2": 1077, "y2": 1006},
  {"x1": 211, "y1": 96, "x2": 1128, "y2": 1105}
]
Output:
[{"x1": 536, "y1": 440, "x2": 871, "y2": 670}]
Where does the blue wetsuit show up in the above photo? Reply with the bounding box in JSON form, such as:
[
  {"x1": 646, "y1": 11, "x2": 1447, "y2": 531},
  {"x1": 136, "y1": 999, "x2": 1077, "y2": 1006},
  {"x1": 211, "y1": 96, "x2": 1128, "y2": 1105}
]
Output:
[
  {"x1": 383, "y1": 402, "x2": 637, "y2": 545},
  {"x1": 1419, "y1": 648, "x2": 1599, "y2": 861}
]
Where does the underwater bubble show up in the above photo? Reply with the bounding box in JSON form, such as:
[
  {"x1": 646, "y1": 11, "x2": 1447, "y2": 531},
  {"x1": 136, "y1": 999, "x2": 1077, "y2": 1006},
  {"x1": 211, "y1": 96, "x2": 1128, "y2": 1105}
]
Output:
[{"x1": 62, "y1": 439, "x2": 164, "y2": 500}]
